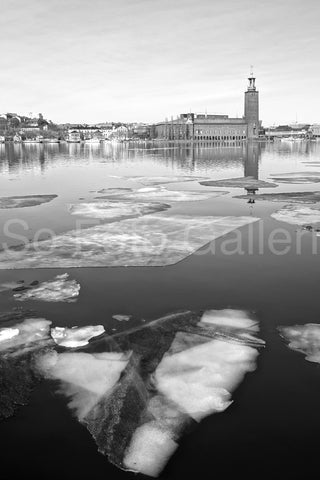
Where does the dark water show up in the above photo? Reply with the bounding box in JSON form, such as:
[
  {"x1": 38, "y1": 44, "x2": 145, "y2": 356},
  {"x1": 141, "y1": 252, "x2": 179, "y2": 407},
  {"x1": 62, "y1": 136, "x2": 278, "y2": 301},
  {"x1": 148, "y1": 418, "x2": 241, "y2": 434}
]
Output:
[{"x1": 1, "y1": 140, "x2": 320, "y2": 479}]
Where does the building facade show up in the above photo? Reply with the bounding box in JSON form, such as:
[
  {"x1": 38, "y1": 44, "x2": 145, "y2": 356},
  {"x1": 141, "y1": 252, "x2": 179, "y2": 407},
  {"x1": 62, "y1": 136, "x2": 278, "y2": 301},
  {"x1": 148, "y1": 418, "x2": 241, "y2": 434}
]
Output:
[{"x1": 151, "y1": 74, "x2": 260, "y2": 141}]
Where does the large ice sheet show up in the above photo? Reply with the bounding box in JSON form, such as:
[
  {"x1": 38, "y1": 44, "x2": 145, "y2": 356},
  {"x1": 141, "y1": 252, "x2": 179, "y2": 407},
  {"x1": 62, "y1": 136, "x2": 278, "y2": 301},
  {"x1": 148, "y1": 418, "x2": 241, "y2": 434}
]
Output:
[
  {"x1": 69, "y1": 200, "x2": 169, "y2": 220},
  {"x1": 0, "y1": 214, "x2": 259, "y2": 269},
  {"x1": 37, "y1": 350, "x2": 130, "y2": 420},
  {"x1": 1, "y1": 309, "x2": 264, "y2": 477},
  {"x1": 279, "y1": 324, "x2": 320, "y2": 363},
  {"x1": 51, "y1": 325, "x2": 105, "y2": 347},
  {"x1": 13, "y1": 274, "x2": 80, "y2": 302},
  {"x1": 271, "y1": 205, "x2": 320, "y2": 226},
  {"x1": 0, "y1": 194, "x2": 57, "y2": 209}
]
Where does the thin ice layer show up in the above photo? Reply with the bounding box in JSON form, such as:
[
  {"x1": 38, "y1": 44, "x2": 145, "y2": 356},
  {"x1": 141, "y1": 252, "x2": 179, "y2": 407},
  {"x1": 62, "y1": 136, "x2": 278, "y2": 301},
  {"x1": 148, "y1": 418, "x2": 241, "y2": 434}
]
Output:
[
  {"x1": 51, "y1": 325, "x2": 105, "y2": 347},
  {"x1": 13, "y1": 274, "x2": 80, "y2": 302},
  {"x1": 279, "y1": 324, "x2": 320, "y2": 363},
  {"x1": 271, "y1": 205, "x2": 320, "y2": 226},
  {"x1": 0, "y1": 214, "x2": 259, "y2": 268},
  {"x1": 270, "y1": 172, "x2": 320, "y2": 184},
  {"x1": 0, "y1": 194, "x2": 57, "y2": 209},
  {"x1": 200, "y1": 176, "x2": 277, "y2": 188}
]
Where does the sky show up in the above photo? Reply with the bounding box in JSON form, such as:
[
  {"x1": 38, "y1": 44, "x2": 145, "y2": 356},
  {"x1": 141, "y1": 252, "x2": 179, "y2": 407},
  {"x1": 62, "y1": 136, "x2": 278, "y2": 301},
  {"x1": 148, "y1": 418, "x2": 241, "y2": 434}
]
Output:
[{"x1": 0, "y1": 0, "x2": 319, "y2": 125}]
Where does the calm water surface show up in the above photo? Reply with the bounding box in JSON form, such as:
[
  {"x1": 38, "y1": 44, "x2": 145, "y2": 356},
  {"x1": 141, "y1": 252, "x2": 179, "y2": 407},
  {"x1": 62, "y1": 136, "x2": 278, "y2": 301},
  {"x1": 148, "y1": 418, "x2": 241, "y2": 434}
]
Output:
[{"x1": 0, "y1": 141, "x2": 320, "y2": 479}]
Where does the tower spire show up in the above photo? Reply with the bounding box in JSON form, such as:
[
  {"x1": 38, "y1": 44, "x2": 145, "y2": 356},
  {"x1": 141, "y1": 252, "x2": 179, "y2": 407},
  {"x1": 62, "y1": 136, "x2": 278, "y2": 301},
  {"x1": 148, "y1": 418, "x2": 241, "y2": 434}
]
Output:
[{"x1": 247, "y1": 66, "x2": 256, "y2": 91}]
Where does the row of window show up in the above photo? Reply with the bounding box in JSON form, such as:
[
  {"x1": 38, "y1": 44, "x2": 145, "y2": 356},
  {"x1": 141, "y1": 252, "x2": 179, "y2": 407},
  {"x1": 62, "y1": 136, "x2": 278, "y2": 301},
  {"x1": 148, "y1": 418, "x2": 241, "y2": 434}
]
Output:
[{"x1": 195, "y1": 135, "x2": 247, "y2": 141}]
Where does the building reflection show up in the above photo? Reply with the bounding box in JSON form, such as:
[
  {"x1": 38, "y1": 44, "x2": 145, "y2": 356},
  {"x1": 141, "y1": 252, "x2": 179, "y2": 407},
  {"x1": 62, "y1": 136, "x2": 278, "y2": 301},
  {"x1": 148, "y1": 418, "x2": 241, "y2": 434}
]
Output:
[{"x1": 0, "y1": 139, "x2": 263, "y2": 178}]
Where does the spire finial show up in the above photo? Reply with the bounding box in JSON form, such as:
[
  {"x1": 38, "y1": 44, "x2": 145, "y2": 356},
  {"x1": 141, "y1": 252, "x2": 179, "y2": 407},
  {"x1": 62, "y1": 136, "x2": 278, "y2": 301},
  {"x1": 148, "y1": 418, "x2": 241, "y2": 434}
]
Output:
[{"x1": 250, "y1": 65, "x2": 254, "y2": 77}]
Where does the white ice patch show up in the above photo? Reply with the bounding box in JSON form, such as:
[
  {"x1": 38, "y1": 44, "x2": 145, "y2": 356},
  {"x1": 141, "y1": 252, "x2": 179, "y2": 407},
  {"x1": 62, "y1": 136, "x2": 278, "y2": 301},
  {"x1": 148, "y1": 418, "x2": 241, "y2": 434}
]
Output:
[
  {"x1": 0, "y1": 327, "x2": 19, "y2": 342},
  {"x1": 0, "y1": 214, "x2": 259, "y2": 268},
  {"x1": 112, "y1": 314, "x2": 132, "y2": 322},
  {"x1": 122, "y1": 175, "x2": 206, "y2": 186},
  {"x1": 13, "y1": 274, "x2": 80, "y2": 302},
  {"x1": 0, "y1": 318, "x2": 52, "y2": 354},
  {"x1": 279, "y1": 324, "x2": 320, "y2": 363},
  {"x1": 155, "y1": 332, "x2": 258, "y2": 421},
  {"x1": 200, "y1": 309, "x2": 259, "y2": 331},
  {"x1": 124, "y1": 422, "x2": 178, "y2": 477},
  {"x1": 69, "y1": 201, "x2": 168, "y2": 220},
  {"x1": 37, "y1": 350, "x2": 130, "y2": 420},
  {"x1": 271, "y1": 205, "x2": 320, "y2": 226},
  {"x1": 51, "y1": 325, "x2": 105, "y2": 347},
  {"x1": 120, "y1": 186, "x2": 228, "y2": 203}
]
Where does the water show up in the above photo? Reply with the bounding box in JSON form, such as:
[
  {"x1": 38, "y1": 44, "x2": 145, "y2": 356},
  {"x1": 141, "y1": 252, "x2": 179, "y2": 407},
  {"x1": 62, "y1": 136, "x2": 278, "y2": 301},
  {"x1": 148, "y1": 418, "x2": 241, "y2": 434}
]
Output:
[{"x1": 0, "y1": 140, "x2": 320, "y2": 479}]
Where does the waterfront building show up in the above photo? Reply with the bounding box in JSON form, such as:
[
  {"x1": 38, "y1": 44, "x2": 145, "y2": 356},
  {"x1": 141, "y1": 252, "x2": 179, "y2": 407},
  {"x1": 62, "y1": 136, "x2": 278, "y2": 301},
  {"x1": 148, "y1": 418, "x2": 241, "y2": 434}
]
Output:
[
  {"x1": 151, "y1": 73, "x2": 260, "y2": 141},
  {"x1": 310, "y1": 124, "x2": 320, "y2": 138}
]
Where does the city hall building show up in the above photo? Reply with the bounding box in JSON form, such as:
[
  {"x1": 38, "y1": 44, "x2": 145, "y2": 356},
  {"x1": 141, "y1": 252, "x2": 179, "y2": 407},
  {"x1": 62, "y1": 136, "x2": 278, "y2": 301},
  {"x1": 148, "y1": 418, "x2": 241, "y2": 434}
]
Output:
[{"x1": 151, "y1": 74, "x2": 260, "y2": 141}]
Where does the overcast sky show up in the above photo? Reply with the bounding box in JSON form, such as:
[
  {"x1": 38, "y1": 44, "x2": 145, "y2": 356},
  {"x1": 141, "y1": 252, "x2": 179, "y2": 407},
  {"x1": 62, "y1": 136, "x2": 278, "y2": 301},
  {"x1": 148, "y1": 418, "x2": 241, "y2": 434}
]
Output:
[{"x1": 0, "y1": 0, "x2": 319, "y2": 125}]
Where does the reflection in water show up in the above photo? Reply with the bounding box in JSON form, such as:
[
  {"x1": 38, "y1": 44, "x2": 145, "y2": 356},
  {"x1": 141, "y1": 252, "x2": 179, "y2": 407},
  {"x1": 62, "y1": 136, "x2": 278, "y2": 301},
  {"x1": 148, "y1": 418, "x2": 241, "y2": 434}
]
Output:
[{"x1": 0, "y1": 141, "x2": 263, "y2": 178}]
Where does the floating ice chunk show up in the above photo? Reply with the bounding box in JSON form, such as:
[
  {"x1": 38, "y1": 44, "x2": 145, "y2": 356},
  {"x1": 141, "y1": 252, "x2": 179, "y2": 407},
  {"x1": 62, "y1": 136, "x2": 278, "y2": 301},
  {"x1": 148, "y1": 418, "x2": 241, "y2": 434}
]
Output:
[
  {"x1": 112, "y1": 314, "x2": 132, "y2": 322},
  {"x1": 200, "y1": 309, "x2": 259, "y2": 331},
  {"x1": 37, "y1": 350, "x2": 130, "y2": 420},
  {"x1": 13, "y1": 274, "x2": 80, "y2": 302},
  {"x1": 0, "y1": 194, "x2": 57, "y2": 209},
  {"x1": 200, "y1": 176, "x2": 277, "y2": 188},
  {"x1": 51, "y1": 325, "x2": 105, "y2": 347},
  {"x1": 122, "y1": 187, "x2": 228, "y2": 203},
  {"x1": 279, "y1": 324, "x2": 320, "y2": 363},
  {"x1": 271, "y1": 205, "x2": 320, "y2": 226},
  {"x1": 69, "y1": 200, "x2": 169, "y2": 220},
  {"x1": 0, "y1": 318, "x2": 52, "y2": 354},
  {"x1": 0, "y1": 214, "x2": 259, "y2": 269},
  {"x1": 123, "y1": 175, "x2": 207, "y2": 186},
  {"x1": 0, "y1": 328, "x2": 19, "y2": 342},
  {"x1": 155, "y1": 331, "x2": 258, "y2": 421},
  {"x1": 123, "y1": 421, "x2": 178, "y2": 477}
]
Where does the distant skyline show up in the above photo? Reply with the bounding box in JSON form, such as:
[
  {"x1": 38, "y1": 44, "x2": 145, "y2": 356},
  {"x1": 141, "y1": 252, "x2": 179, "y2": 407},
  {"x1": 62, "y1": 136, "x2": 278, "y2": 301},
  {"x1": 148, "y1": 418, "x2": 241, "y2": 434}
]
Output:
[{"x1": 1, "y1": 0, "x2": 319, "y2": 126}]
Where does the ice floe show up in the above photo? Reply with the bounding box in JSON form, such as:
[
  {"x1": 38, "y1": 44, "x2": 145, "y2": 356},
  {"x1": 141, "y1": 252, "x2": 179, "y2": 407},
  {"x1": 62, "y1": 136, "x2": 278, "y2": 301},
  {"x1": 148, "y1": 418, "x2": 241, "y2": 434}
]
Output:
[
  {"x1": 0, "y1": 214, "x2": 259, "y2": 268},
  {"x1": 0, "y1": 194, "x2": 57, "y2": 209},
  {"x1": 13, "y1": 274, "x2": 80, "y2": 302},
  {"x1": 115, "y1": 186, "x2": 228, "y2": 203},
  {"x1": 279, "y1": 324, "x2": 320, "y2": 363},
  {"x1": 0, "y1": 309, "x2": 264, "y2": 475},
  {"x1": 271, "y1": 205, "x2": 320, "y2": 226},
  {"x1": 200, "y1": 176, "x2": 277, "y2": 189},
  {"x1": 112, "y1": 314, "x2": 132, "y2": 322},
  {"x1": 37, "y1": 350, "x2": 131, "y2": 420},
  {"x1": 270, "y1": 172, "x2": 320, "y2": 184},
  {"x1": 122, "y1": 175, "x2": 207, "y2": 186},
  {"x1": 32, "y1": 309, "x2": 263, "y2": 477},
  {"x1": 69, "y1": 200, "x2": 169, "y2": 220},
  {"x1": 0, "y1": 318, "x2": 52, "y2": 355},
  {"x1": 234, "y1": 191, "x2": 320, "y2": 203},
  {"x1": 51, "y1": 325, "x2": 105, "y2": 347}
]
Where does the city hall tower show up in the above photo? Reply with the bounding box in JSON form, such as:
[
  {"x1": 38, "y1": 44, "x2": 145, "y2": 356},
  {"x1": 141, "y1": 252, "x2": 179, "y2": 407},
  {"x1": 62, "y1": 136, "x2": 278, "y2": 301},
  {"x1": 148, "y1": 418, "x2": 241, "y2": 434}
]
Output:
[{"x1": 244, "y1": 70, "x2": 259, "y2": 139}]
